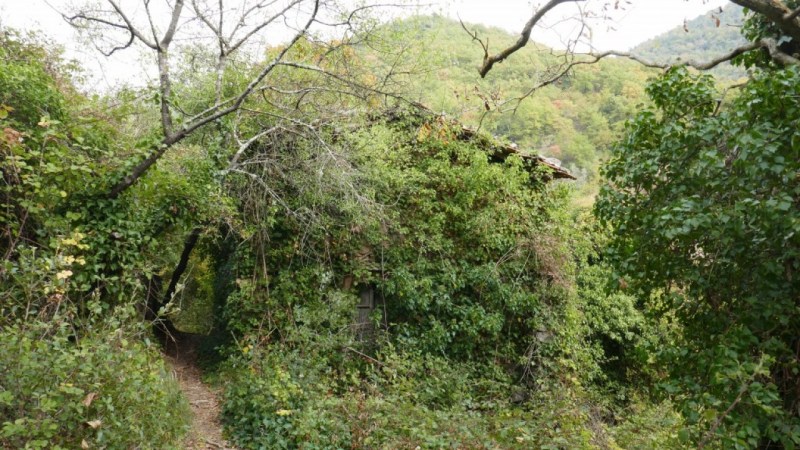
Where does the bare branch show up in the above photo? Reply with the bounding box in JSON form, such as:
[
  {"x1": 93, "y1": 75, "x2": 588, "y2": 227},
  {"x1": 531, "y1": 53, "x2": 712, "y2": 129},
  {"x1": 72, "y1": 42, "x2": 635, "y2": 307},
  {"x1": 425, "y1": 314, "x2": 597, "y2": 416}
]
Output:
[
  {"x1": 474, "y1": 0, "x2": 800, "y2": 85},
  {"x1": 65, "y1": 13, "x2": 128, "y2": 30},
  {"x1": 496, "y1": 36, "x2": 800, "y2": 115},
  {"x1": 141, "y1": 0, "x2": 161, "y2": 47},
  {"x1": 218, "y1": 0, "x2": 224, "y2": 36},
  {"x1": 228, "y1": 0, "x2": 305, "y2": 54},
  {"x1": 229, "y1": 126, "x2": 281, "y2": 167},
  {"x1": 190, "y1": 0, "x2": 227, "y2": 101},
  {"x1": 190, "y1": 0, "x2": 222, "y2": 37},
  {"x1": 477, "y1": 0, "x2": 587, "y2": 78},
  {"x1": 459, "y1": 17, "x2": 489, "y2": 62},
  {"x1": 588, "y1": 42, "x2": 765, "y2": 72},
  {"x1": 104, "y1": 31, "x2": 136, "y2": 57},
  {"x1": 180, "y1": 2, "x2": 320, "y2": 134},
  {"x1": 618, "y1": 37, "x2": 799, "y2": 70},
  {"x1": 160, "y1": 0, "x2": 185, "y2": 48},
  {"x1": 108, "y1": 0, "x2": 157, "y2": 48},
  {"x1": 77, "y1": 1, "x2": 157, "y2": 49},
  {"x1": 229, "y1": 0, "x2": 282, "y2": 40},
  {"x1": 227, "y1": 168, "x2": 298, "y2": 216},
  {"x1": 107, "y1": 0, "x2": 322, "y2": 198},
  {"x1": 786, "y1": 5, "x2": 800, "y2": 21},
  {"x1": 315, "y1": 3, "x2": 410, "y2": 27},
  {"x1": 190, "y1": 0, "x2": 302, "y2": 103},
  {"x1": 152, "y1": 1, "x2": 184, "y2": 136},
  {"x1": 65, "y1": 12, "x2": 137, "y2": 56},
  {"x1": 275, "y1": 61, "x2": 411, "y2": 105}
]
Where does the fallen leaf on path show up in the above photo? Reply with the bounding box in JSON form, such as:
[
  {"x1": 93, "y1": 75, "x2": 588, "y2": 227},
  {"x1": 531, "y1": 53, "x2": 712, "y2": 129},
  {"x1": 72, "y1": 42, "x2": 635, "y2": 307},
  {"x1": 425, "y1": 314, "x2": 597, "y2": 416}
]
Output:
[{"x1": 82, "y1": 392, "x2": 97, "y2": 407}]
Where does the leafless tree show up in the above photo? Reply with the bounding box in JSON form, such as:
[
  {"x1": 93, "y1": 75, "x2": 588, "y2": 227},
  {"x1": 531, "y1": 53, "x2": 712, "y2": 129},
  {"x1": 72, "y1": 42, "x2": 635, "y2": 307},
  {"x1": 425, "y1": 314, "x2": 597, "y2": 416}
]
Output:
[{"x1": 64, "y1": 0, "x2": 413, "y2": 198}]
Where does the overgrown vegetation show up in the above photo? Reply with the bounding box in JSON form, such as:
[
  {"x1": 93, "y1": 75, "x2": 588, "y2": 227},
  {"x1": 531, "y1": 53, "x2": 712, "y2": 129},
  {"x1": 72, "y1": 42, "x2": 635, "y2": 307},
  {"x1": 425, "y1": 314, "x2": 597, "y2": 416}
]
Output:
[
  {"x1": 2, "y1": 1, "x2": 800, "y2": 448},
  {"x1": 214, "y1": 111, "x2": 640, "y2": 448}
]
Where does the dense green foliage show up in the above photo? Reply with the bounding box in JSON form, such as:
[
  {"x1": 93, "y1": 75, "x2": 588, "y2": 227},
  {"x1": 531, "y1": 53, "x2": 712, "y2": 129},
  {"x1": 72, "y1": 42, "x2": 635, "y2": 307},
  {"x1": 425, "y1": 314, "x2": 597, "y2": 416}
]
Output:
[
  {"x1": 597, "y1": 5, "x2": 800, "y2": 447},
  {"x1": 216, "y1": 111, "x2": 664, "y2": 448},
  {"x1": 0, "y1": 304, "x2": 187, "y2": 449},
  {"x1": 597, "y1": 64, "x2": 800, "y2": 449}
]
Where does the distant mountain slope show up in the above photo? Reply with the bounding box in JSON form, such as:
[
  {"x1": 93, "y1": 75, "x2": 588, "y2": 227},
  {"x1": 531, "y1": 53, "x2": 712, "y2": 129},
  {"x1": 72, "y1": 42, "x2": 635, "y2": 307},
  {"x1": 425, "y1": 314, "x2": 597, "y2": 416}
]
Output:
[
  {"x1": 372, "y1": 15, "x2": 656, "y2": 196},
  {"x1": 370, "y1": 11, "x2": 746, "y2": 201},
  {"x1": 631, "y1": 3, "x2": 748, "y2": 79}
]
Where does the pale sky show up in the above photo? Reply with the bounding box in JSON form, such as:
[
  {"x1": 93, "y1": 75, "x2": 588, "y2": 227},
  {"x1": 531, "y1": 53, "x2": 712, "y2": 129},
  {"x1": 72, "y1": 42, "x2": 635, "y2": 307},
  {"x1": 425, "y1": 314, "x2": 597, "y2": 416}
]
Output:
[
  {"x1": 0, "y1": 0, "x2": 731, "y2": 89},
  {"x1": 447, "y1": 0, "x2": 730, "y2": 51}
]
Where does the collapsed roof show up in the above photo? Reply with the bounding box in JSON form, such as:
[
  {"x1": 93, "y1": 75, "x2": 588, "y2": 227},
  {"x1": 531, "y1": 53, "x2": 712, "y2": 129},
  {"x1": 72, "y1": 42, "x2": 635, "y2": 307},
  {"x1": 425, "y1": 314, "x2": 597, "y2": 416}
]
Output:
[{"x1": 381, "y1": 104, "x2": 575, "y2": 181}]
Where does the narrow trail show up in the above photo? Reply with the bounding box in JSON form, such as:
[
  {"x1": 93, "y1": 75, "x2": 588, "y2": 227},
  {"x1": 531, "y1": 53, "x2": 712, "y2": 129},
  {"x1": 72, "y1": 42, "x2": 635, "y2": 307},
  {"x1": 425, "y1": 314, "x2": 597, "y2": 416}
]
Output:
[{"x1": 163, "y1": 334, "x2": 237, "y2": 450}]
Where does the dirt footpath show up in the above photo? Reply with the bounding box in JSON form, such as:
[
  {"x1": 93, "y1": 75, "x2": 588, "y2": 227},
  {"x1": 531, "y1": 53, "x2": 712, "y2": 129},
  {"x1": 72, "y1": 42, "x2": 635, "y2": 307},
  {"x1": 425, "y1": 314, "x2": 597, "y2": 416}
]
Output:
[{"x1": 164, "y1": 334, "x2": 236, "y2": 450}]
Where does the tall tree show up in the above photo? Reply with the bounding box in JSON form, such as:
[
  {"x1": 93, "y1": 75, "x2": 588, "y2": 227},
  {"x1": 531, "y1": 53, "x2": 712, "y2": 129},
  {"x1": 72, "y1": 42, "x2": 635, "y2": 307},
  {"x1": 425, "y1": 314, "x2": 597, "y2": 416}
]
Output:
[
  {"x1": 467, "y1": 1, "x2": 800, "y2": 447},
  {"x1": 590, "y1": 1, "x2": 800, "y2": 448},
  {"x1": 65, "y1": 0, "x2": 405, "y2": 198}
]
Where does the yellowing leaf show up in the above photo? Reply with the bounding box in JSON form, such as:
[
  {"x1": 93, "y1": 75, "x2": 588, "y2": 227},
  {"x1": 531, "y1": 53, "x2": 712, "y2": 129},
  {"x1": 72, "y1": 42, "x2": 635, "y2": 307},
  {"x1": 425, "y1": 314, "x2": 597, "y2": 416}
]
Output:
[
  {"x1": 56, "y1": 270, "x2": 73, "y2": 280},
  {"x1": 86, "y1": 419, "x2": 102, "y2": 429}
]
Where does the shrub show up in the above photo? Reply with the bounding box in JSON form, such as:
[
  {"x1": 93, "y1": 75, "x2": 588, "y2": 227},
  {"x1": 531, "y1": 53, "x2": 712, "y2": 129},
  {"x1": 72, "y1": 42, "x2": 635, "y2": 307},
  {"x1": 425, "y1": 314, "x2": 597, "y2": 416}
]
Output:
[
  {"x1": 0, "y1": 304, "x2": 189, "y2": 449},
  {"x1": 219, "y1": 342, "x2": 650, "y2": 449}
]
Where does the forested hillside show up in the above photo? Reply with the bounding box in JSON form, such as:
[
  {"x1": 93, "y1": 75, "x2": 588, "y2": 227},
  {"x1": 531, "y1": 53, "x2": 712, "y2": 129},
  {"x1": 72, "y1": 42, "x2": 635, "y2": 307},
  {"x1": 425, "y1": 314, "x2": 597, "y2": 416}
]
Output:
[
  {"x1": 2, "y1": 1, "x2": 799, "y2": 449},
  {"x1": 632, "y1": 3, "x2": 748, "y2": 79},
  {"x1": 389, "y1": 16, "x2": 656, "y2": 199}
]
